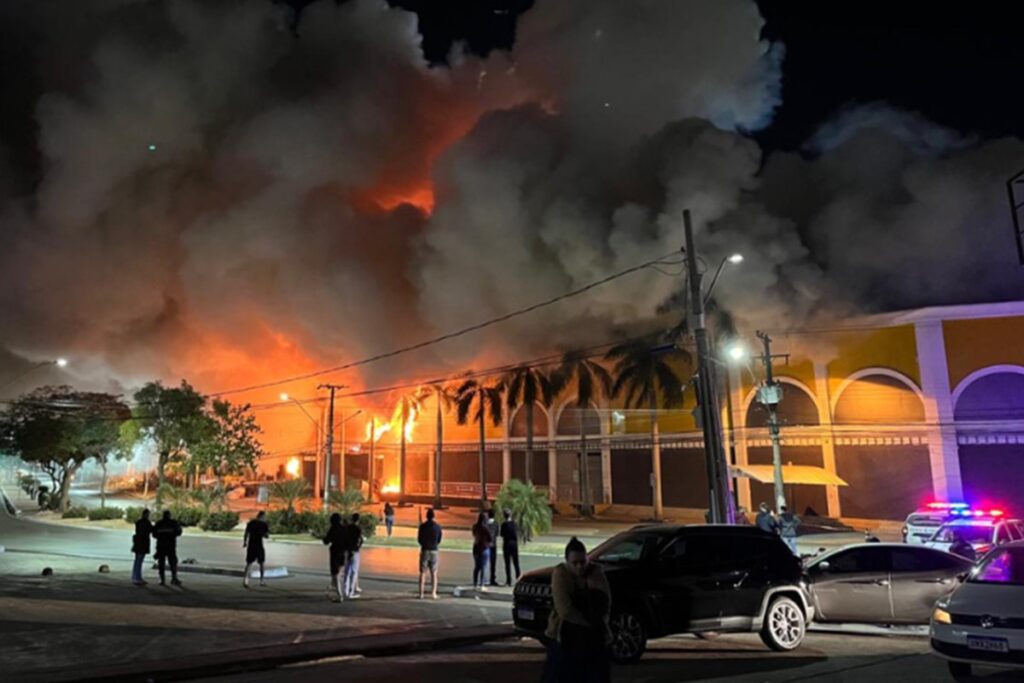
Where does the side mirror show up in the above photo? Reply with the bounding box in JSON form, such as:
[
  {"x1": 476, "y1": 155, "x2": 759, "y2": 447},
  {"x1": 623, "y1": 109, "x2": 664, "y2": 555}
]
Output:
[
  {"x1": 813, "y1": 560, "x2": 830, "y2": 574},
  {"x1": 956, "y1": 571, "x2": 969, "y2": 583}
]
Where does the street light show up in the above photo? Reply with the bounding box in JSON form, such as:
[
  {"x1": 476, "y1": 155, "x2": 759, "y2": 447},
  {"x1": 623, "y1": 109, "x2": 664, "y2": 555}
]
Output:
[
  {"x1": 280, "y1": 393, "x2": 322, "y2": 495},
  {"x1": 724, "y1": 341, "x2": 748, "y2": 362},
  {"x1": 705, "y1": 253, "x2": 744, "y2": 306},
  {"x1": 0, "y1": 357, "x2": 69, "y2": 393}
]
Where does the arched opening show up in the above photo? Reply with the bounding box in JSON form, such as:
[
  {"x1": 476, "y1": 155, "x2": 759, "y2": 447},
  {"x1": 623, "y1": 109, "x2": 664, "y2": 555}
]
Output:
[
  {"x1": 954, "y1": 370, "x2": 1024, "y2": 507},
  {"x1": 555, "y1": 403, "x2": 602, "y2": 503},
  {"x1": 745, "y1": 381, "x2": 827, "y2": 517},
  {"x1": 509, "y1": 403, "x2": 549, "y2": 485},
  {"x1": 833, "y1": 372, "x2": 931, "y2": 520}
]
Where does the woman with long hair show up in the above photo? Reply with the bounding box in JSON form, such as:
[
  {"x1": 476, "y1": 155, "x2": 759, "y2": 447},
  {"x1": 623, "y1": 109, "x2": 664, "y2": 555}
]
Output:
[
  {"x1": 471, "y1": 511, "x2": 493, "y2": 590},
  {"x1": 543, "y1": 536, "x2": 612, "y2": 683}
]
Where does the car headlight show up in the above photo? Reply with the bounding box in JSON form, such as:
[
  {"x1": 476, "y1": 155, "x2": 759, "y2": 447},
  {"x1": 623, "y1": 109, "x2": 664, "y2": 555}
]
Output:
[{"x1": 932, "y1": 607, "x2": 952, "y2": 625}]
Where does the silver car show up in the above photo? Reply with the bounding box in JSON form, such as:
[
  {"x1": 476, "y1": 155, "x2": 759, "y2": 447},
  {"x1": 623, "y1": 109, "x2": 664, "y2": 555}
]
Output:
[{"x1": 805, "y1": 543, "x2": 973, "y2": 624}]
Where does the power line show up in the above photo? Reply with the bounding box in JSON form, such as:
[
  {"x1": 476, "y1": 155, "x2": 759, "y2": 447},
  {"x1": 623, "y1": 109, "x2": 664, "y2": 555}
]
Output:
[{"x1": 206, "y1": 250, "x2": 682, "y2": 398}]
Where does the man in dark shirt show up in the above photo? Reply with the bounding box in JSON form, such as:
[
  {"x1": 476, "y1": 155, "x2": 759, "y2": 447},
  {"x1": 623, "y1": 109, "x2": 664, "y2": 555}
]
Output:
[
  {"x1": 417, "y1": 508, "x2": 443, "y2": 599},
  {"x1": 152, "y1": 510, "x2": 183, "y2": 586},
  {"x1": 243, "y1": 510, "x2": 270, "y2": 588},
  {"x1": 131, "y1": 508, "x2": 153, "y2": 586},
  {"x1": 322, "y1": 513, "x2": 349, "y2": 602},
  {"x1": 499, "y1": 509, "x2": 521, "y2": 586}
]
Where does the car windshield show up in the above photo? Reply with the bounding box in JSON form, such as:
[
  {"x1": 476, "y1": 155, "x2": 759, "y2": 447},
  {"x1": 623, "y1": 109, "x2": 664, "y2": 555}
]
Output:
[
  {"x1": 969, "y1": 548, "x2": 1024, "y2": 586},
  {"x1": 933, "y1": 524, "x2": 993, "y2": 544},
  {"x1": 589, "y1": 532, "x2": 664, "y2": 564}
]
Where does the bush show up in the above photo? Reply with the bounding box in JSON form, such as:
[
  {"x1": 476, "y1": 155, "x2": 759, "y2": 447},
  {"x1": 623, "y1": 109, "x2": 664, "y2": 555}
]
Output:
[
  {"x1": 307, "y1": 511, "x2": 330, "y2": 539},
  {"x1": 87, "y1": 506, "x2": 125, "y2": 521},
  {"x1": 266, "y1": 508, "x2": 307, "y2": 535},
  {"x1": 62, "y1": 506, "x2": 88, "y2": 519},
  {"x1": 172, "y1": 506, "x2": 204, "y2": 527},
  {"x1": 496, "y1": 479, "x2": 552, "y2": 544},
  {"x1": 124, "y1": 506, "x2": 147, "y2": 524},
  {"x1": 307, "y1": 511, "x2": 379, "y2": 540},
  {"x1": 200, "y1": 511, "x2": 240, "y2": 532}
]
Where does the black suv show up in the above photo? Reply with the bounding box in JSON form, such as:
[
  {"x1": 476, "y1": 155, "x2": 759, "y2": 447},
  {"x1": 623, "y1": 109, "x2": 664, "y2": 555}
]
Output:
[{"x1": 512, "y1": 525, "x2": 813, "y2": 662}]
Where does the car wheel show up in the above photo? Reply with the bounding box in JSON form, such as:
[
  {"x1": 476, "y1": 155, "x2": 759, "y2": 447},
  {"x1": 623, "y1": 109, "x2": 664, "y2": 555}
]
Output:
[
  {"x1": 947, "y1": 661, "x2": 972, "y2": 681},
  {"x1": 759, "y1": 596, "x2": 806, "y2": 651},
  {"x1": 609, "y1": 610, "x2": 647, "y2": 663}
]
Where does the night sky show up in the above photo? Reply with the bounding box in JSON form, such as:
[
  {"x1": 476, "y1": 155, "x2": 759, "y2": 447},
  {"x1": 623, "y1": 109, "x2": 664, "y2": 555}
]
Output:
[{"x1": 338, "y1": 0, "x2": 1024, "y2": 152}]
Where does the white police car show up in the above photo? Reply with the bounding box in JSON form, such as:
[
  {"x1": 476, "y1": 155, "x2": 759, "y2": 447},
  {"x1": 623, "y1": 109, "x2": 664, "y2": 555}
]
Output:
[
  {"x1": 931, "y1": 542, "x2": 1024, "y2": 680},
  {"x1": 903, "y1": 503, "x2": 970, "y2": 545},
  {"x1": 925, "y1": 514, "x2": 1024, "y2": 557}
]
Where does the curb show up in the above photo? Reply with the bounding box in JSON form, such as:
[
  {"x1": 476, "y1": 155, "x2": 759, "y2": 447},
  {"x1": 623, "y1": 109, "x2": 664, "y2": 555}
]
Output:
[
  {"x1": 452, "y1": 585, "x2": 514, "y2": 603},
  {"x1": 30, "y1": 623, "x2": 516, "y2": 682}
]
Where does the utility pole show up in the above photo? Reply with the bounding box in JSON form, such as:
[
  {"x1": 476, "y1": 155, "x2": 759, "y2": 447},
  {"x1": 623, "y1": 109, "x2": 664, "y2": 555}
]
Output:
[
  {"x1": 684, "y1": 209, "x2": 735, "y2": 524},
  {"x1": 755, "y1": 331, "x2": 788, "y2": 513},
  {"x1": 368, "y1": 416, "x2": 376, "y2": 504},
  {"x1": 318, "y1": 383, "x2": 347, "y2": 512}
]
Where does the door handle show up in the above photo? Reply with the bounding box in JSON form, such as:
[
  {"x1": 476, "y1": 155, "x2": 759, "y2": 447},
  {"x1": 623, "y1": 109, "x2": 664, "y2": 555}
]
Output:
[
  {"x1": 915, "y1": 578, "x2": 952, "y2": 585},
  {"x1": 872, "y1": 579, "x2": 890, "y2": 587}
]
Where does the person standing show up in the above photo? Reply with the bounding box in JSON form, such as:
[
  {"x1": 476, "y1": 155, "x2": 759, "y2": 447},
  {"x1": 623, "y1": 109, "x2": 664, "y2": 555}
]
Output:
[
  {"x1": 755, "y1": 502, "x2": 777, "y2": 534},
  {"x1": 471, "y1": 512, "x2": 492, "y2": 592},
  {"x1": 778, "y1": 505, "x2": 800, "y2": 555},
  {"x1": 343, "y1": 513, "x2": 363, "y2": 599},
  {"x1": 131, "y1": 509, "x2": 153, "y2": 586},
  {"x1": 243, "y1": 510, "x2": 270, "y2": 588},
  {"x1": 499, "y1": 509, "x2": 521, "y2": 586},
  {"x1": 735, "y1": 507, "x2": 751, "y2": 525},
  {"x1": 383, "y1": 502, "x2": 395, "y2": 538},
  {"x1": 322, "y1": 513, "x2": 348, "y2": 601},
  {"x1": 152, "y1": 510, "x2": 183, "y2": 587},
  {"x1": 417, "y1": 508, "x2": 443, "y2": 599},
  {"x1": 486, "y1": 509, "x2": 499, "y2": 586},
  {"x1": 542, "y1": 537, "x2": 612, "y2": 683}
]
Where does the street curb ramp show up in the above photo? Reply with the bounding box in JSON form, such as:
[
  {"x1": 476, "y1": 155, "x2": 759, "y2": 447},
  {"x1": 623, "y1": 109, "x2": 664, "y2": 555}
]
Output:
[{"x1": 30, "y1": 623, "x2": 516, "y2": 682}]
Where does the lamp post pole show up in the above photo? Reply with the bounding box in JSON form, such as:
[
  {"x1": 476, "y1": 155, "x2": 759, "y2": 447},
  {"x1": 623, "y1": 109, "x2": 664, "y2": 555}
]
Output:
[
  {"x1": 318, "y1": 384, "x2": 348, "y2": 512},
  {"x1": 755, "y1": 331, "x2": 788, "y2": 513},
  {"x1": 683, "y1": 209, "x2": 734, "y2": 524}
]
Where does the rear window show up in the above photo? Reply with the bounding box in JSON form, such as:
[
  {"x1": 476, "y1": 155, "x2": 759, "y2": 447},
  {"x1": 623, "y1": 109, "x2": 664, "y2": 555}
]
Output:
[
  {"x1": 907, "y1": 514, "x2": 945, "y2": 527},
  {"x1": 933, "y1": 525, "x2": 993, "y2": 544},
  {"x1": 969, "y1": 548, "x2": 1024, "y2": 586}
]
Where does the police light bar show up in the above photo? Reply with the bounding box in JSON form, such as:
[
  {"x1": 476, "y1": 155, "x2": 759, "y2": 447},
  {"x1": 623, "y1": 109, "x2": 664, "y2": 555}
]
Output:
[{"x1": 927, "y1": 502, "x2": 969, "y2": 510}]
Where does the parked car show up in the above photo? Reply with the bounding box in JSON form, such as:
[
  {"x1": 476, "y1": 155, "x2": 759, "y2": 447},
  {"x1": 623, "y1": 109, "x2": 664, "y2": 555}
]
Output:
[
  {"x1": 931, "y1": 542, "x2": 1024, "y2": 680},
  {"x1": 925, "y1": 517, "x2": 1024, "y2": 557},
  {"x1": 804, "y1": 543, "x2": 973, "y2": 624},
  {"x1": 902, "y1": 503, "x2": 969, "y2": 545},
  {"x1": 512, "y1": 525, "x2": 813, "y2": 662}
]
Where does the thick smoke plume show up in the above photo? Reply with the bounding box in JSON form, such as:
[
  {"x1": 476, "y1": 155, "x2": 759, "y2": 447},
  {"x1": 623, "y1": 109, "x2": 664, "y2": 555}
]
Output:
[{"x1": 1, "y1": 0, "x2": 1022, "y2": 438}]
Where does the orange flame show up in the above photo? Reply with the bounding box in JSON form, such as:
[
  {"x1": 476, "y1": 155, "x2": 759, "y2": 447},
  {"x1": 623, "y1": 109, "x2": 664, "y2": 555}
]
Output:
[{"x1": 365, "y1": 418, "x2": 392, "y2": 443}]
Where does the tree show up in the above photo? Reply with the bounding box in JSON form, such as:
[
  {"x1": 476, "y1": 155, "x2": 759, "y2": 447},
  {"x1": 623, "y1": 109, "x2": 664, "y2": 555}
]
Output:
[
  {"x1": 552, "y1": 350, "x2": 613, "y2": 515},
  {"x1": 190, "y1": 483, "x2": 227, "y2": 515},
  {"x1": 427, "y1": 382, "x2": 458, "y2": 508},
  {"x1": 95, "y1": 420, "x2": 138, "y2": 508},
  {"x1": 391, "y1": 389, "x2": 427, "y2": 500},
  {"x1": 270, "y1": 477, "x2": 309, "y2": 514},
  {"x1": 503, "y1": 365, "x2": 556, "y2": 484},
  {"x1": 189, "y1": 399, "x2": 264, "y2": 486},
  {"x1": 132, "y1": 381, "x2": 207, "y2": 504},
  {"x1": 496, "y1": 478, "x2": 552, "y2": 544},
  {"x1": 606, "y1": 336, "x2": 688, "y2": 521},
  {"x1": 455, "y1": 379, "x2": 504, "y2": 508},
  {"x1": 0, "y1": 387, "x2": 130, "y2": 511}
]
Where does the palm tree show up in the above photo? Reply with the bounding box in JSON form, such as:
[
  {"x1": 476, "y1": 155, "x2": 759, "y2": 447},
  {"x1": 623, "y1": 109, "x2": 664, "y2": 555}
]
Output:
[
  {"x1": 504, "y1": 365, "x2": 557, "y2": 483},
  {"x1": 606, "y1": 336, "x2": 688, "y2": 520},
  {"x1": 391, "y1": 389, "x2": 427, "y2": 501},
  {"x1": 427, "y1": 382, "x2": 458, "y2": 508},
  {"x1": 455, "y1": 378, "x2": 505, "y2": 508},
  {"x1": 552, "y1": 350, "x2": 613, "y2": 515}
]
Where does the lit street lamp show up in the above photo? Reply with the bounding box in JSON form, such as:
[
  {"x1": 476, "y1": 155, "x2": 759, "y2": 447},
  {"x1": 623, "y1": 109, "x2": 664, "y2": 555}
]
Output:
[
  {"x1": 280, "y1": 393, "x2": 322, "y2": 495},
  {"x1": 0, "y1": 357, "x2": 69, "y2": 393}
]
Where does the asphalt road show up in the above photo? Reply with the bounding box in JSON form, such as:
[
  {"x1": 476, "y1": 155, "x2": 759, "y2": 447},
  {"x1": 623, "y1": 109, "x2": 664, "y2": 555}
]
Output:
[
  {"x1": 0, "y1": 492, "x2": 555, "y2": 587},
  {"x1": 203, "y1": 631, "x2": 1024, "y2": 683}
]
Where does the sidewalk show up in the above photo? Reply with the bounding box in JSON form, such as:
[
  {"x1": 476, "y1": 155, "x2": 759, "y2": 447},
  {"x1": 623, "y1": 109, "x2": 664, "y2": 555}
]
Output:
[{"x1": 0, "y1": 549, "x2": 516, "y2": 682}]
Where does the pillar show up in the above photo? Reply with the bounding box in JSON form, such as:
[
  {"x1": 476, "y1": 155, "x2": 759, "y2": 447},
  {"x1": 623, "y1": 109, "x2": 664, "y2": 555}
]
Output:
[
  {"x1": 914, "y1": 321, "x2": 964, "y2": 501},
  {"x1": 813, "y1": 362, "x2": 842, "y2": 518}
]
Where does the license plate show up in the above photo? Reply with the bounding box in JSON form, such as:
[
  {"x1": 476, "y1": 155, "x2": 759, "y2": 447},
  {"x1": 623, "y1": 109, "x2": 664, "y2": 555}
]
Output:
[
  {"x1": 967, "y1": 636, "x2": 1009, "y2": 653},
  {"x1": 517, "y1": 606, "x2": 535, "y2": 621}
]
